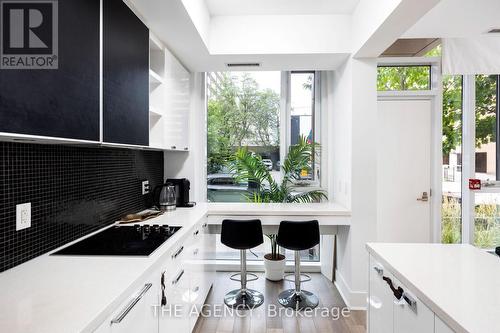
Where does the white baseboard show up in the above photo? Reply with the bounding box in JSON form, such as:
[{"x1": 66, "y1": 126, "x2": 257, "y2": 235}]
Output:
[{"x1": 335, "y1": 269, "x2": 367, "y2": 310}]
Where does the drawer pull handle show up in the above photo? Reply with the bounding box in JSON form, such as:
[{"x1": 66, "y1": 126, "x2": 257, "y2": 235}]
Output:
[
  {"x1": 202, "y1": 223, "x2": 208, "y2": 228},
  {"x1": 403, "y1": 292, "x2": 417, "y2": 308},
  {"x1": 193, "y1": 248, "x2": 199, "y2": 255},
  {"x1": 382, "y1": 276, "x2": 403, "y2": 300},
  {"x1": 172, "y1": 246, "x2": 184, "y2": 259},
  {"x1": 373, "y1": 266, "x2": 383, "y2": 275},
  {"x1": 111, "y1": 283, "x2": 152, "y2": 324},
  {"x1": 171, "y1": 145, "x2": 176, "y2": 149},
  {"x1": 172, "y1": 269, "x2": 185, "y2": 285},
  {"x1": 193, "y1": 230, "x2": 199, "y2": 236}
]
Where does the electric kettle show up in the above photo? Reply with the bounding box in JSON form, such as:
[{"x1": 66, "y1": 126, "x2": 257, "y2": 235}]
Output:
[{"x1": 153, "y1": 183, "x2": 176, "y2": 211}]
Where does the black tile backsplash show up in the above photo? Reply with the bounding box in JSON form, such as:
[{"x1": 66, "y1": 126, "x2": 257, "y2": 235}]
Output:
[{"x1": 0, "y1": 142, "x2": 163, "y2": 272}]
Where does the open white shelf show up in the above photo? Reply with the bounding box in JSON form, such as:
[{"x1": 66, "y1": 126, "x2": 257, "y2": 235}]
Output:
[
  {"x1": 149, "y1": 106, "x2": 163, "y2": 118},
  {"x1": 149, "y1": 69, "x2": 163, "y2": 85},
  {"x1": 148, "y1": 32, "x2": 190, "y2": 152}
]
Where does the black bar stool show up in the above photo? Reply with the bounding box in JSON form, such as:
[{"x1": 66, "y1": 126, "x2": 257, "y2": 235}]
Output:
[
  {"x1": 221, "y1": 219, "x2": 265, "y2": 309},
  {"x1": 277, "y1": 220, "x2": 320, "y2": 310}
]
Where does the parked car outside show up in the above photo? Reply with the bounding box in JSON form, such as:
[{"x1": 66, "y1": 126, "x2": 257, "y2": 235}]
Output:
[
  {"x1": 262, "y1": 159, "x2": 273, "y2": 171},
  {"x1": 207, "y1": 173, "x2": 250, "y2": 202}
]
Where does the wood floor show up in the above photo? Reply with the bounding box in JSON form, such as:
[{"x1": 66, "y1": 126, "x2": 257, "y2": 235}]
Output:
[{"x1": 193, "y1": 272, "x2": 366, "y2": 333}]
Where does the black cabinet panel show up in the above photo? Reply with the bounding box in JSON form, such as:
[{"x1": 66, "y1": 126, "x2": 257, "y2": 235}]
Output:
[
  {"x1": 0, "y1": 0, "x2": 100, "y2": 141},
  {"x1": 103, "y1": 0, "x2": 149, "y2": 146}
]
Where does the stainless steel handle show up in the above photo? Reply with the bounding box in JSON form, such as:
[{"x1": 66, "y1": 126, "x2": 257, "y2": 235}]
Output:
[
  {"x1": 172, "y1": 269, "x2": 185, "y2": 285},
  {"x1": 171, "y1": 145, "x2": 176, "y2": 149},
  {"x1": 373, "y1": 265, "x2": 383, "y2": 275},
  {"x1": 403, "y1": 292, "x2": 417, "y2": 309},
  {"x1": 193, "y1": 248, "x2": 199, "y2": 256},
  {"x1": 111, "y1": 283, "x2": 152, "y2": 324},
  {"x1": 417, "y1": 191, "x2": 429, "y2": 202},
  {"x1": 193, "y1": 230, "x2": 199, "y2": 236},
  {"x1": 184, "y1": 147, "x2": 188, "y2": 151},
  {"x1": 202, "y1": 223, "x2": 208, "y2": 228},
  {"x1": 172, "y1": 246, "x2": 184, "y2": 259}
]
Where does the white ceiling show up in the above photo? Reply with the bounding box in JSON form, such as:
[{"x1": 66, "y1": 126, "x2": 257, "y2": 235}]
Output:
[
  {"x1": 205, "y1": 0, "x2": 360, "y2": 16},
  {"x1": 404, "y1": 0, "x2": 500, "y2": 38}
]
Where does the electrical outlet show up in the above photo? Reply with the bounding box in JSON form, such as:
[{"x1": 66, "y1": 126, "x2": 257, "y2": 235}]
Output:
[
  {"x1": 142, "y1": 180, "x2": 150, "y2": 195},
  {"x1": 16, "y1": 203, "x2": 31, "y2": 231}
]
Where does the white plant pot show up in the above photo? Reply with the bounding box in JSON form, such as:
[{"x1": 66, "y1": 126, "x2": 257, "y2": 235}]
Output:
[{"x1": 263, "y1": 254, "x2": 286, "y2": 281}]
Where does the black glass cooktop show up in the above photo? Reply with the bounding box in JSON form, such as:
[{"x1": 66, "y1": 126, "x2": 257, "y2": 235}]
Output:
[{"x1": 52, "y1": 224, "x2": 181, "y2": 256}]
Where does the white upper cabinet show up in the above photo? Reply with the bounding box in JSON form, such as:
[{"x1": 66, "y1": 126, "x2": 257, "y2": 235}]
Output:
[{"x1": 148, "y1": 33, "x2": 191, "y2": 151}]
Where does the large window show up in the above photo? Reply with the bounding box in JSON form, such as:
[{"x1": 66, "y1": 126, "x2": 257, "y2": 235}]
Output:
[
  {"x1": 441, "y1": 75, "x2": 463, "y2": 244},
  {"x1": 206, "y1": 71, "x2": 281, "y2": 202},
  {"x1": 440, "y1": 74, "x2": 500, "y2": 248},
  {"x1": 377, "y1": 65, "x2": 431, "y2": 91},
  {"x1": 206, "y1": 71, "x2": 321, "y2": 262},
  {"x1": 290, "y1": 72, "x2": 319, "y2": 182},
  {"x1": 473, "y1": 75, "x2": 500, "y2": 248},
  {"x1": 206, "y1": 71, "x2": 321, "y2": 203}
]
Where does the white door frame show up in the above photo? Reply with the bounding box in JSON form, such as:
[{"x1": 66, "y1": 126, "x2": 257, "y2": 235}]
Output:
[{"x1": 377, "y1": 57, "x2": 443, "y2": 242}]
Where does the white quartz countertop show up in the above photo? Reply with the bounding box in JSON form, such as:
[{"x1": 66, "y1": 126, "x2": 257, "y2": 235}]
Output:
[
  {"x1": 0, "y1": 205, "x2": 208, "y2": 333},
  {"x1": 366, "y1": 243, "x2": 500, "y2": 333},
  {"x1": 0, "y1": 202, "x2": 349, "y2": 333}
]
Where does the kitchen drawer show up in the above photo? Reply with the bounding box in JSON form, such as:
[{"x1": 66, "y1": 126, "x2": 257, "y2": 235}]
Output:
[
  {"x1": 392, "y1": 277, "x2": 434, "y2": 333},
  {"x1": 368, "y1": 256, "x2": 395, "y2": 333},
  {"x1": 94, "y1": 278, "x2": 157, "y2": 333}
]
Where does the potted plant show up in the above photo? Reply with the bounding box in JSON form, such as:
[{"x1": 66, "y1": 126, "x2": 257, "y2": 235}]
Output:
[{"x1": 263, "y1": 234, "x2": 286, "y2": 281}]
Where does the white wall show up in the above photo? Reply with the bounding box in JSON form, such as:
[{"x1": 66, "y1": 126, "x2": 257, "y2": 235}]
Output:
[
  {"x1": 332, "y1": 57, "x2": 378, "y2": 309},
  {"x1": 209, "y1": 15, "x2": 352, "y2": 55}
]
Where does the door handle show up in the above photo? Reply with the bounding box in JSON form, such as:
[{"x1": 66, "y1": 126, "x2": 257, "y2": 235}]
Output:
[{"x1": 417, "y1": 191, "x2": 429, "y2": 202}]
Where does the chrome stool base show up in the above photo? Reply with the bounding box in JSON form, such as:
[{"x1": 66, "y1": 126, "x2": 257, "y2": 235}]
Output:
[
  {"x1": 224, "y1": 289, "x2": 264, "y2": 309},
  {"x1": 278, "y1": 289, "x2": 319, "y2": 310}
]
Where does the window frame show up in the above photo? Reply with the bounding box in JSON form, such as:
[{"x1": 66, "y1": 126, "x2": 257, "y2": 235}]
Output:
[{"x1": 282, "y1": 70, "x2": 322, "y2": 188}]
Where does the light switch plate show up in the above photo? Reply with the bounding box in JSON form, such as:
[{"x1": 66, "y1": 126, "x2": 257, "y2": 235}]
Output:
[
  {"x1": 16, "y1": 203, "x2": 31, "y2": 231},
  {"x1": 142, "y1": 180, "x2": 149, "y2": 195}
]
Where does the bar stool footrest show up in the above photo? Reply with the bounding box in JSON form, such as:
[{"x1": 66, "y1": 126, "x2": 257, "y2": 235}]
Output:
[
  {"x1": 284, "y1": 273, "x2": 311, "y2": 283},
  {"x1": 230, "y1": 272, "x2": 258, "y2": 282}
]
